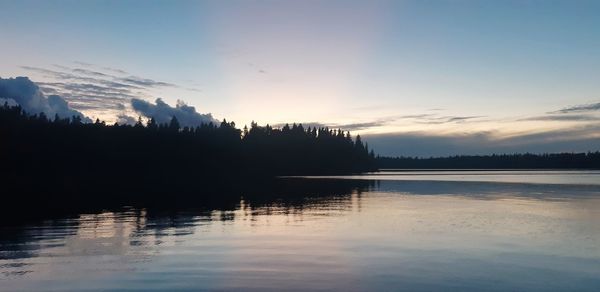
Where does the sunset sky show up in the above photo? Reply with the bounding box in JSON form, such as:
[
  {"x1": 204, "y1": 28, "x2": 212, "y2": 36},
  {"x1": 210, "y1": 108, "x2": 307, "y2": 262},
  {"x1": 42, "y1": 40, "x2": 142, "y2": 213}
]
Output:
[{"x1": 1, "y1": 0, "x2": 599, "y2": 156}]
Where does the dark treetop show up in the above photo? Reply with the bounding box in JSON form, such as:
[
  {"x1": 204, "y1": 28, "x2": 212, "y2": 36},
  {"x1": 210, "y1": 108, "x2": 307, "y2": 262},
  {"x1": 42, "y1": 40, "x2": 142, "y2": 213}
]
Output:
[
  {"x1": 377, "y1": 152, "x2": 600, "y2": 169},
  {"x1": 0, "y1": 103, "x2": 376, "y2": 212}
]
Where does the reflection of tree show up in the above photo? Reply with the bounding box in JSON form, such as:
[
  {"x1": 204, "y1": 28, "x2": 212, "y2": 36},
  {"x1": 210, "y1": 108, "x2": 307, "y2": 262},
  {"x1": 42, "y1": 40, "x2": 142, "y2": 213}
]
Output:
[
  {"x1": 0, "y1": 103, "x2": 376, "y2": 218},
  {"x1": 0, "y1": 178, "x2": 373, "y2": 277}
]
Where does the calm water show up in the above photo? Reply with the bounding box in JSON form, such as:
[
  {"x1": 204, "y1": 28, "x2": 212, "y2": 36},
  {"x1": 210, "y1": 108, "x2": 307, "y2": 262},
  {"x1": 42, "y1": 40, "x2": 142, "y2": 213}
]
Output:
[{"x1": 2, "y1": 171, "x2": 600, "y2": 291}]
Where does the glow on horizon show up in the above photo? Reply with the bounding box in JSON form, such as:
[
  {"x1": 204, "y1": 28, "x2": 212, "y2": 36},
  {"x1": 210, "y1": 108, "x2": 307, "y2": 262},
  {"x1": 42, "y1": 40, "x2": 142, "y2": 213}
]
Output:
[{"x1": 1, "y1": 0, "x2": 600, "y2": 155}]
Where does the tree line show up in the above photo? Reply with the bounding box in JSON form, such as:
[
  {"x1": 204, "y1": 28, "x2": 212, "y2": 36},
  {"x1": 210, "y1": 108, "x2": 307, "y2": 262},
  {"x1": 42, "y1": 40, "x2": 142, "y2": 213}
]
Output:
[
  {"x1": 0, "y1": 103, "x2": 376, "y2": 184},
  {"x1": 377, "y1": 152, "x2": 600, "y2": 169}
]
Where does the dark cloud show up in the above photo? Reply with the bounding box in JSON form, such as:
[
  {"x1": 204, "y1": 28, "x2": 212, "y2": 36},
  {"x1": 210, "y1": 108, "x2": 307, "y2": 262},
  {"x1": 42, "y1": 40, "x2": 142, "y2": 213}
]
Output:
[
  {"x1": 73, "y1": 61, "x2": 93, "y2": 67},
  {"x1": 521, "y1": 114, "x2": 600, "y2": 122},
  {"x1": 551, "y1": 102, "x2": 600, "y2": 114},
  {"x1": 74, "y1": 61, "x2": 129, "y2": 75},
  {"x1": 446, "y1": 116, "x2": 484, "y2": 122},
  {"x1": 72, "y1": 68, "x2": 111, "y2": 78},
  {"x1": 102, "y1": 66, "x2": 128, "y2": 75},
  {"x1": 332, "y1": 121, "x2": 388, "y2": 131},
  {"x1": 271, "y1": 120, "x2": 390, "y2": 132},
  {"x1": 0, "y1": 76, "x2": 90, "y2": 122},
  {"x1": 371, "y1": 114, "x2": 486, "y2": 125},
  {"x1": 397, "y1": 114, "x2": 435, "y2": 119},
  {"x1": 119, "y1": 76, "x2": 175, "y2": 88},
  {"x1": 413, "y1": 115, "x2": 485, "y2": 124},
  {"x1": 131, "y1": 98, "x2": 218, "y2": 127},
  {"x1": 364, "y1": 125, "x2": 600, "y2": 157}
]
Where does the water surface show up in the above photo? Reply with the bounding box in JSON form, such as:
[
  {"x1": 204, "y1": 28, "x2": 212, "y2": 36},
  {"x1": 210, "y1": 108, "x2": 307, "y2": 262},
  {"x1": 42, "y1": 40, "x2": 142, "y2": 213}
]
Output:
[{"x1": 2, "y1": 171, "x2": 600, "y2": 291}]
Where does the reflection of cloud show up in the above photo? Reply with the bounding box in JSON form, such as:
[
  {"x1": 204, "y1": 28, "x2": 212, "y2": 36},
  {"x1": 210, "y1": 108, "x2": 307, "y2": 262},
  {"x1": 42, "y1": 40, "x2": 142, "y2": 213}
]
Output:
[{"x1": 376, "y1": 179, "x2": 600, "y2": 200}]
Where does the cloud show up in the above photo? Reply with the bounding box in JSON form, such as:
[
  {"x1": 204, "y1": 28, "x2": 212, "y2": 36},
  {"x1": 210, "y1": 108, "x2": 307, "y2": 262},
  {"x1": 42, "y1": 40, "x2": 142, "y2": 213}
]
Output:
[
  {"x1": 331, "y1": 121, "x2": 388, "y2": 131},
  {"x1": 0, "y1": 98, "x2": 18, "y2": 107},
  {"x1": 271, "y1": 122, "x2": 327, "y2": 129},
  {"x1": 74, "y1": 61, "x2": 93, "y2": 67},
  {"x1": 397, "y1": 114, "x2": 435, "y2": 119},
  {"x1": 119, "y1": 76, "x2": 175, "y2": 88},
  {"x1": 72, "y1": 68, "x2": 111, "y2": 78},
  {"x1": 271, "y1": 120, "x2": 390, "y2": 132},
  {"x1": 0, "y1": 76, "x2": 90, "y2": 122},
  {"x1": 20, "y1": 64, "x2": 187, "y2": 121},
  {"x1": 116, "y1": 114, "x2": 138, "y2": 125},
  {"x1": 101, "y1": 66, "x2": 128, "y2": 75},
  {"x1": 411, "y1": 115, "x2": 486, "y2": 124},
  {"x1": 131, "y1": 98, "x2": 218, "y2": 127},
  {"x1": 364, "y1": 125, "x2": 600, "y2": 157},
  {"x1": 270, "y1": 114, "x2": 486, "y2": 133},
  {"x1": 551, "y1": 101, "x2": 600, "y2": 114},
  {"x1": 74, "y1": 61, "x2": 129, "y2": 75},
  {"x1": 520, "y1": 114, "x2": 600, "y2": 122},
  {"x1": 21, "y1": 65, "x2": 173, "y2": 90}
]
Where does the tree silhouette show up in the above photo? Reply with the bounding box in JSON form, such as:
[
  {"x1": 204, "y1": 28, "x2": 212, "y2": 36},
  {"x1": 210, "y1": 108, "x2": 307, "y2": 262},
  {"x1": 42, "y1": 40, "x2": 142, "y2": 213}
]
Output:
[{"x1": 169, "y1": 116, "x2": 180, "y2": 131}]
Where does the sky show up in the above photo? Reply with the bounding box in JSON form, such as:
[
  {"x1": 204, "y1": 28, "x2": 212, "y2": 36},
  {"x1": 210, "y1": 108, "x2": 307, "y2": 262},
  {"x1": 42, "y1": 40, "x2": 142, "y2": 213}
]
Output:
[{"x1": 1, "y1": 0, "x2": 600, "y2": 156}]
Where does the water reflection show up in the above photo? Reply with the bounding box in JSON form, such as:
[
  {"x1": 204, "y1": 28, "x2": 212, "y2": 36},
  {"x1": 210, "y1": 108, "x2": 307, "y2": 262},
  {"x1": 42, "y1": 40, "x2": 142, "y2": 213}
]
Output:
[
  {"x1": 2, "y1": 176, "x2": 600, "y2": 291},
  {"x1": 1, "y1": 179, "x2": 372, "y2": 263}
]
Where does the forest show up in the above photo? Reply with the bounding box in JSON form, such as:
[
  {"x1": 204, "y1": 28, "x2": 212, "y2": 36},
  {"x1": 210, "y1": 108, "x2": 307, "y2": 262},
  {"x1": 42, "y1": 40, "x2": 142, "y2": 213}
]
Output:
[
  {"x1": 377, "y1": 152, "x2": 600, "y2": 169},
  {"x1": 0, "y1": 103, "x2": 376, "y2": 202},
  {"x1": 3, "y1": 101, "x2": 600, "y2": 209}
]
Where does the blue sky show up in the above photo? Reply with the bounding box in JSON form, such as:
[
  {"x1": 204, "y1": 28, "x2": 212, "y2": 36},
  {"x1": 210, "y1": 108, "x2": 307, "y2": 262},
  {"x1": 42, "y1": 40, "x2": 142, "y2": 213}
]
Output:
[{"x1": 1, "y1": 0, "x2": 600, "y2": 156}]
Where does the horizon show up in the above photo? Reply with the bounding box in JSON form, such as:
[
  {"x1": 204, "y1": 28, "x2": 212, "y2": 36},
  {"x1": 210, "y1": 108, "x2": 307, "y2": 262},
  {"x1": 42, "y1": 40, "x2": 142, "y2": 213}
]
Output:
[{"x1": 1, "y1": 0, "x2": 600, "y2": 156}]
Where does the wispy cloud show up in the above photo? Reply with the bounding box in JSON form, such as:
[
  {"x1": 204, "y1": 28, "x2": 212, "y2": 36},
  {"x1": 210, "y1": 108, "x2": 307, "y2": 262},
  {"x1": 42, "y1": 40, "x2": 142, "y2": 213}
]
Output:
[
  {"x1": 73, "y1": 61, "x2": 93, "y2": 67},
  {"x1": 270, "y1": 114, "x2": 486, "y2": 132},
  {"x1": 415, "y1": 115, "x2": 485, "y2": 124},
  {"x1": 21, "y1": 66, "x2": 141, "y2": 89},
  {"x1": 364, "y1": 124, "x2": 600, "y2": 157},
  {"x1": 393, "y1": 114, "x2": 485, "y2": 125},
  {"x1": 20, "y1": 63, "x2": 194, "y2": 120},
  {"x1": 72, "y1": 68, "x2": 111, "y2": 78},
  {"x1": 272, "y1": 119, "x2": 393, "y2": 132},
  {"x1": 119, "y1": 76, "x2": 175, "y2": 88},
  {"x1": 520, "y1": 114, "x2": 600, "y2": 122},
  {"x1": 550, "y1": 101, "x2": 600, "y2": 114},
  {"x1": 101, "y1": 66, "x2": 128, "y2": 75}
]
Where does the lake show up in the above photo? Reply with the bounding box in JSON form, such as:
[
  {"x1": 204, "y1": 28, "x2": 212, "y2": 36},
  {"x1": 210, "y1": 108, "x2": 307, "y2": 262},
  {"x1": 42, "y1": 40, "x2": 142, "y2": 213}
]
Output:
[{"x1": 2, "y1": 171, "x2": 600, "y2": 291}]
